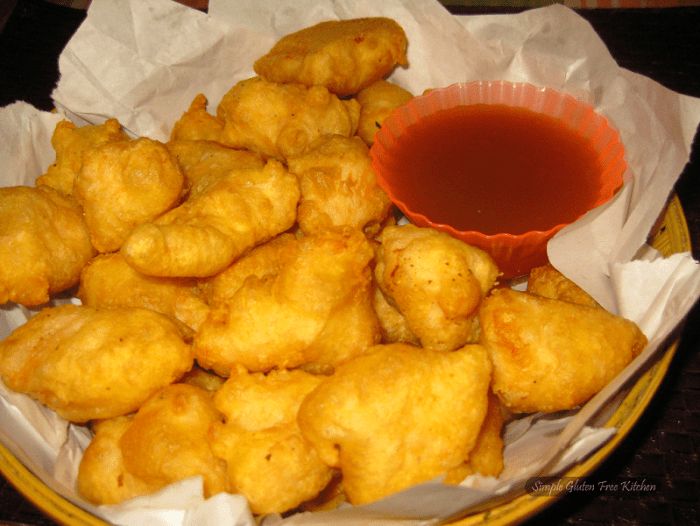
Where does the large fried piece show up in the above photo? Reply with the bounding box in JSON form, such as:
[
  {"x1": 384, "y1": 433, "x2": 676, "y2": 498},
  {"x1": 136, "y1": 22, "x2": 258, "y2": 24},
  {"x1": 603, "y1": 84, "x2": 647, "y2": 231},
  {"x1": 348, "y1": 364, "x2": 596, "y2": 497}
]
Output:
[
  {"x1": 36, "y1": 118, "x2": 128, "y2": 195},
  {"x1": 253, "y1": 17, "x2": 408, "y2": 97},
  {"x1": 216, "y1": 77, "x2": 360, "y2": 161},
  {"x1": 479, "y1": 288, "x2": 647, "y2": 413},
  {"x1": 527, "y1": 263, "x2": 601, "y2": 308},
  {"x1": 374, "y1": 225, "x2": 499, "y2": 350},
  {"x1": 78, "y1": 253, "x2": 209, "y2": 332},
  {"x1": 0, "y1": 185, "x2": 94, "y2": 306},
  {"x1": 298, "y1": 343, "x2": 492, "y2": 505},
  {"x1": 356, "y1": 79, "x2": 413, "y2": 145},
  {"x1": 78, "y1": 384, "x2": 228, "y2": 505},
  {"x1": 169, "y1": 93, "x2": 225, "y2": 143},
  {"x1": 211, "y1": 366, "x2": 333, "y2": 514},
  {"x1": 287, "y1": 135, "x2": 392, "y2": 236},
  {"x1": 121, "y1": 160, "x2": 299, "y2": 278},
  {"x1": 0, "y1": 304, "x2": 193, "y2": 423},
  {"x1": 74, "y1": 137, "x2": 185, "y2": 253},
  {"x1": 194, "y1": 228, "x2": 378, "y2": 375}
]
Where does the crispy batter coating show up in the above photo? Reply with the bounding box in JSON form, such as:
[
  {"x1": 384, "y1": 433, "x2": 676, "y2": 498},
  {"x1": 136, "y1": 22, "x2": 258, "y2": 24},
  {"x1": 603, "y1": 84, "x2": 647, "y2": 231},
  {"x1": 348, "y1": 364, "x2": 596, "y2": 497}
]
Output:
[
  {"x1": 216, "y1": 77, "x2": 360, "y2": 161},
  {"x1": 121, "y1": 160, "x2": 299, "y2": 278},
  {"x1": 298, "y1": 343, "x2": 492, "y2": 505},
  {"x1": 0, "y1": 304, "x2": 193, "y2": 422},
  {"x1": 527, "y1": 263, "x2": 601, "y2": 308},
  {"x1": 169, "y1": 94, "x2": 225, "y2": 143},
  {"x1": 78, "y1": 253, "x2": 209, "y2": 332},
  {"x1": 356, "y1": 80, "x2": 413, "y2": 145},
  {"x1": 479, "y1": 288, "x2": 647, "y2": 413},
  {"x1": 194, "y1": 228, "x2": 378, "y2": 375},
  {"x1": 180, "y1": 365, "x2": 227, "y2": 393},
  {"x1": 444, "y1": 392, "x2": 505, "y2": 483},
  {"x1": 287, "y1": 135, "x2": 392, "y2": 236},
  {"x1": 372, "y1": 286, "x2": 419, "y2": 345},
  {"x1": 166, "y1": 139, "x2": 264, "y2": 192},
  {"x1": 375, "y1": 225, "x2": 499, "y2": 351},
  {"x1": 0, "y1": 185, "x2": 94, "y2": 306},
  {"x1": 74, "y1": 137, "x2": 185, "y2": 253},
  {"x1": 36, "y1": 119, "x2": 128, "y2": 195},
  {"x1": 77, "y1": 384, "x2": 228, "y2": 505},
  {"x1": 253, "y1": 18, "x2": 408, "y2": 97},
  {"x1": 211, "y1": 366, "x2": 333, "y2": 514}
]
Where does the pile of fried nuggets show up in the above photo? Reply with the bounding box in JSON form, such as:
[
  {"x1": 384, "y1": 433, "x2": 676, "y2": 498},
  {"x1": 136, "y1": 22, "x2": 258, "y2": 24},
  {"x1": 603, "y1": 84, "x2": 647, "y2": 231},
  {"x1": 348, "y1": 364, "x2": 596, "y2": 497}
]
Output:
[{"x1": 0, "y1": 17, "x2": 647, "y2": 516}]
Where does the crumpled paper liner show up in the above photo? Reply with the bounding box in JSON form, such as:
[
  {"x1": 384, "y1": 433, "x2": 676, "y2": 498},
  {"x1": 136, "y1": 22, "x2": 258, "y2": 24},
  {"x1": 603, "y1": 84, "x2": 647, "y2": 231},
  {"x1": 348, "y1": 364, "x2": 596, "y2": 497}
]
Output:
[{"x1": 1, "y1": 0, "x2": 699, "y2": 525}]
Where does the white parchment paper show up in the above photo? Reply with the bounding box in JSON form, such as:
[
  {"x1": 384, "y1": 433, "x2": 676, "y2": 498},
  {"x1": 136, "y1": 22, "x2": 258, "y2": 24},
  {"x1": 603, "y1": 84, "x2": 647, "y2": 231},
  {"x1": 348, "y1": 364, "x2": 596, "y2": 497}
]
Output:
[{"x1": 1, "y1": 0, "x2": 699, "y2": 525}]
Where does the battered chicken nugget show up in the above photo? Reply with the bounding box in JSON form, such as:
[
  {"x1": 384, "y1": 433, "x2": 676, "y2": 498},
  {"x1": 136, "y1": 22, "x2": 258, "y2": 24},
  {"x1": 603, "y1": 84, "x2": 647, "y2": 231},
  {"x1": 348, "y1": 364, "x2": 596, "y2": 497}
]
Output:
[
  {"x1": 169, "y1": 93, "x2": 225, "y2": 143},
  {"x1": 527, "y1": 263, "x2": 601, "y2": 308},
  {"x1": 287, "y1": 135, "x2": 392, "y2": 236},
  {"x1": 211, "y1": 366, "x2": 333, "y2": 514},
  {"x1": 166, "y1": 139, "x2": 264, "y2": 192},
  {"x1": 298, "y1": 343, "x2": 492, "y2": 505},
  {"x1": 74, "y1": 137, "x2": 185, "y2": 253},
  {"x1": 254, "y1": 18, "x2": 408, "y2": 97},
  {"x1": 479, "y1": 288, "x2": 647, "y2": 413},
  {"x1": 216, "y1": 77, "x2": 360, "y2": 161},
  {"x1": 36, "y1": 118, "x2": 128, "y2": 195},
  {"x1": 194, "y1": 228, "x2": 378, "y2": 375},
  {"x1": 0, "y1": 185, "x2": 94, "y2": 306},
  {"x1": 356, "y1": 80, "x2": 413, "y2": 145},
  {"x1": 77, "y1": 384, "x2": 228, "y2": 505},
  {"x1": 0, "y1": 304, "x2": 193, "y2": 422},
  {"x1": 375, "y1": 225, "x2": 499, "y2": 351},
  {"x1": 121, "y1": 160, "x2": 299, "y2": 278},
  {"x1": 78, "y1": 253, "x2": 209, "y2": 332}
]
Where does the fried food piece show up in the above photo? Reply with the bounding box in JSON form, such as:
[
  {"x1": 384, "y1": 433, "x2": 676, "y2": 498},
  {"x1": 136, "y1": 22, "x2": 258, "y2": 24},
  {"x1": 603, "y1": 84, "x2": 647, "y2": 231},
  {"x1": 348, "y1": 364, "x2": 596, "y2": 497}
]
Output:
[
  {"x1": 166, "y1": 139, "x2": 264, "y2": 192},
  {"x1": 36, "y1": 118, "x2": 128, "y2": 195},
  {"x1": 372, "y1": 286, "x2": 419, "y2": 345},
  {"x1": 0, "y1": 185, "x2": 94, "y2": 306},
  {"x1": 78, "y1": 253, "x2": 209, "y2": 332},
  {"x1": 374, "y1": 225, "x2": 499, "y2": 350},
  {"x1": 211, "y1": 366, "x2": 333, "y2": 514},
  {"x1": 216, "y1": 77, "x2": 360, "y2": 161},
  {"x1": 0, "y1": 304, "x2": 193, "y2": 423},
  {"x1": 77, "y1": 384, "x2": 228, "y2": 505},
  {"x1": 180, "y1": 365, "x2": 227, "y2": 393},
  {"x1": 194, "y1": 228, "x2": 378, "y2": 375},
  {"x1": 298, "y1": 343, "x2": 492, "y2": 505},
  {"x1": 444, "y1": 392, "x2": 505, "y2": 483},
  {"x1": 356, "y1": 80, "x2": 413, "y2": 145},
  {"x1": 254, "y1": 18, "x2": 408, "y2": 97},
  {"x1": 169, "y1": 93, "x2": 225, "y2": 143},
  {"x1": 74, "y1": 137, "x2": 185, "y2": 253},
  {"x1": 479, "y1": 288, "x2": 647, "y2": 413},
  {"x1": 287, "y1": 135, "x2": 392, "y2": 236},
  {"x1": 527, "y1": 263, "x2": 601, "y2": 308},
  {"x1": 121, "y1": 160, "x2": 299, "y2": 278}
]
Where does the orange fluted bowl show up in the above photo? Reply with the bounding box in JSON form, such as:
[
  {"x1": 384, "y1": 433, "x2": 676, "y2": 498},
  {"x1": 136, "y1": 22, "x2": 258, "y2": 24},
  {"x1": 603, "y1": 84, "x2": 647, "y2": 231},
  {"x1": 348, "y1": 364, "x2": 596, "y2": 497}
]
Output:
[{"x1": 370, "y1": 81, "x2": 626, "y2": 279}]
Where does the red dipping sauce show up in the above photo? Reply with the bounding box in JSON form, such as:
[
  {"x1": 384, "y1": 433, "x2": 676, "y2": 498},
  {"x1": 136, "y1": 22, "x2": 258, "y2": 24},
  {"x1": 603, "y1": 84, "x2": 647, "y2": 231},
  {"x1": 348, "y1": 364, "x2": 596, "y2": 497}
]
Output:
[{"x1": 385, "y1": 104, "x2": 603, "y2": 236}]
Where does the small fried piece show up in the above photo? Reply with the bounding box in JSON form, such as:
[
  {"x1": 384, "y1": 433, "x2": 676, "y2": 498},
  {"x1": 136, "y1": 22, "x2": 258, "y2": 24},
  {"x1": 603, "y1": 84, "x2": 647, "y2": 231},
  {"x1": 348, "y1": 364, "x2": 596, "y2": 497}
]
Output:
[
  {"x1": 527, "y1": 263, "x2": 601, "y2": 308},
  {"x1": 0, "y1": 185, "x2": 94, "y2": 306},
  {"x1": 194, "y1": 228, "x2": 378, "y2": 375},
  {"x1": 74, "y1": 137, "x2": 185, "y2": 253},
  {"x1": 169, "y1": 93, "x2": 225, "y2": 143},
  {"x1": 0, "y1": 304, "x2": 193, "y2": 423},
  {"x1": 121, "y1": 160, "x2": 299, "y2": 278},
  {"x1": 356, "y1": 80, "x2": 413, "y2": 145},
  {"x1": 371, "y1": 286, "x2": 419, "y2": 345},
  {"x1": 375, "y1": 225, "x2": 499, "y2": 350},
  {"x1": 78, "y1": 252, "x2": 209, "y2": 332},
  {"x1": 211, "y1": 366, "x2": 333, "y2": 514},
  {"x1": 287, "y1": 135, "x2": 392, "y2": 236},
  {"x1": 479, "y1": 288, "x2": 647, "y2": 413},
  {"x1": 216, "y1": 76, "x2": 359, "y2": 161},
  {"x1": 36, "y1": 118, "x2": 128, "y2": 195},
  {"x1": 77, "y1": 384, "x2": 228, "y2": 505},
  {"x1": 298, "y1": 343, "x2": 492, "y2": 505},
  {"x1": 254, "y1": 17, "x2": 408, "y2": 97}
]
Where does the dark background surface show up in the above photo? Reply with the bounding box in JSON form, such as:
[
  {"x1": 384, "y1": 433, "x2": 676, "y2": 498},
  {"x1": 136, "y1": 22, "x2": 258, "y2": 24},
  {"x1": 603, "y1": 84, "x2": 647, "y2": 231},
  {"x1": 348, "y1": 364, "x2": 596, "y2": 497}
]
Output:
[{"x1": 0, "y1": 1, "x2": 698, "y2": 525}]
